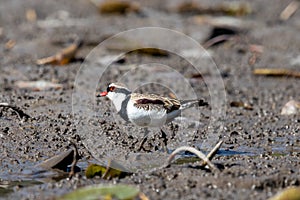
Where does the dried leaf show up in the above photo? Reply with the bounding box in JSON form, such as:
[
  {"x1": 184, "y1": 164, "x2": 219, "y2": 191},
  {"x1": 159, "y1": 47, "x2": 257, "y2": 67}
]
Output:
[
  {"x1": 280, "y1": 1, "x2": 299, "y2": 21},
  {"x1": 176, "y1": 1, "x2": 204, "y2": 14},
  {"x1": 203, "y1": 34, "x2": 236, "y2": 48},
  {"x1": 85, "y1": 164, "x2": 106, "y2": 178},
  {"x1": 58, "y1": 184, "x2": 140, "y2": 200},
  {"x1": 36, "y1": 39, "x2": 81, "y2": 66},
  {"x1": 249, "y1": 44, "x2": 264, "y2": 54},
  {"x1": 193, "y1": 16, "x2": 246, "y2": 48},
  {"x1": 230, "y1": 101, "x2": 253, "y2": 110},
  {"x1": 15, "y1": 80, "x2": 63, "y2": 91},
  {"x1": 139, "y1": 193, "x2": 149, "y2": 200},
  {"x1": 253, "y1": 68, "x2": 300, "y2": 78},
  {"x1": 268, "y1": 186, "x2": 300, "y2": 200},
  {"x1": 98, "y1": 0, "x2": 140, "y2": 14},
  {"x1": 248, "y1": 44, "x2": 264, "y2": 66},
  {"x1": 132, "y1": 48, "x2": 169, "y2": 57},
  {"x1": 190, "y1": 73, "x2": 204, "y2": 79},
  {"x1": 4, "y1": 40, "x2": 16, "y2": 50},
  {"x1": 219, "y1": 2, "x2": 252, "y2": 16},
  {"x1": 193, "y1": 16, "x2": 244, "y2": 29},
  {"x1": 86, "y1": 162, "x2": 131, "y2": 179},
  {"x1": 176, "y1": 2, "x2": 251, "y2": 16},
  {"x1": 26, "y1": 9, "x2": 37, "y2": 22},
  {"x1": 36, "y1": 149, "x2": 74, "y2": 171}
]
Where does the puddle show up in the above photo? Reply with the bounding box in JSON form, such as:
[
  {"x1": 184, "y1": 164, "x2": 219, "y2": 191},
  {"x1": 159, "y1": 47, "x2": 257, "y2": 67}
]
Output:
[
  {"x1": 0, "y1": 180, "x2": 42, "y2": 198},
  {"x1": 0, "y1": 160, "x2": 87, "y2": 197},
  {"x1": 0, "y1": 135, "x2": 298, "y2": 197},
  {"x1": 172, "y1": 136, "x2": 300, "y2": 165}
]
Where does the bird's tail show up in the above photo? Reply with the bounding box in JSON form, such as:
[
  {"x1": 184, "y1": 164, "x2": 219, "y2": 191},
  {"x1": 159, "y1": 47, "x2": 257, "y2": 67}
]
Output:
[{"x1": 180, "y1": 99, "x2": 209, "y2": 110}]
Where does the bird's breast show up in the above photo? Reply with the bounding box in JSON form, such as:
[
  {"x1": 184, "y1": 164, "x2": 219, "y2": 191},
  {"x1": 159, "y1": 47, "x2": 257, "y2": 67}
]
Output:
[{"x1": 126, "y1": 101, "x2": 167, "y2": 127}]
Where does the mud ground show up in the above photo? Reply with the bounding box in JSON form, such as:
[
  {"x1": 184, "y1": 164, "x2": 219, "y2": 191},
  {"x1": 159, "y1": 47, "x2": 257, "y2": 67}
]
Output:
[{"x1": 0, "y1": 0, "x2": 299, "y2": 199}]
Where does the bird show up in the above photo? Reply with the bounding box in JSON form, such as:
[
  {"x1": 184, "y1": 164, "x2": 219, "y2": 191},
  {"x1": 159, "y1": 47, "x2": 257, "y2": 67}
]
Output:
[
  {"x1": 97, "y1": 82, "x2": 208, "y2": 151},
  {"x1": 98, "y1": 82, "x2": 208, "y2": 128}
]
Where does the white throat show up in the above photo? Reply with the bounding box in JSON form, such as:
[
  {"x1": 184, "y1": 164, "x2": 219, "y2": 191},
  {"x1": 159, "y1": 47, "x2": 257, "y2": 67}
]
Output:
[{"x1": 107, "y1": 92, "x2": 129, "y2": 112}]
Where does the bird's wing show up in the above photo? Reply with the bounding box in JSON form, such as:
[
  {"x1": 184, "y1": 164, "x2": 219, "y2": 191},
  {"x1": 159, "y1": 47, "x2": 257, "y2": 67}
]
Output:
[
  {"x1": 131, "y1": 93, "x2": 181, "y2": 113},
  {"x1": 179, "y1": 99, "x2": 208, "y2": 109}
]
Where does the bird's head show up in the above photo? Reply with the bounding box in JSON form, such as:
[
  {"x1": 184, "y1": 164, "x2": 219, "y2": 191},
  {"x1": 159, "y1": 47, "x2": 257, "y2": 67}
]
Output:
[{"x1": 98, "y1": 82, "x2": 131, "y2": 111}]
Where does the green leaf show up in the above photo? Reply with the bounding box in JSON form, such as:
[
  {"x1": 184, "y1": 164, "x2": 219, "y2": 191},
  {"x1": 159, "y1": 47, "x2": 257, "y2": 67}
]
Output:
[
  {"x1": 58, "y1": 184, "x2": 140, "y2": 200},
  {"x1": 85, "y1": 163, "x2": 131, "y2": 179},
  {"x1": 85, "y1": 164, "x2": 107, "y2": 178}
]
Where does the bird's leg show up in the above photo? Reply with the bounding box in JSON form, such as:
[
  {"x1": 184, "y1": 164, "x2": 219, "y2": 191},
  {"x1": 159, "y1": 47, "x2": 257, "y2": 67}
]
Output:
[
  {"x1": 159, "y1": 129, "x2": 168, "y2": 153},
  {"x1": 137, "y1": 136, "x2": 147, "y2": 152},
  {"x1": 136, "y1": 128, "x2": 149, "y2": 152}
]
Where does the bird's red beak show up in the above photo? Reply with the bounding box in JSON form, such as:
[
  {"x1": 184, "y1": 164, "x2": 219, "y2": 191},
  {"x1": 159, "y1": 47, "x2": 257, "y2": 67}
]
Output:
[{"x1": 100, "y1": 91, "x2": 108, "y2": 97}]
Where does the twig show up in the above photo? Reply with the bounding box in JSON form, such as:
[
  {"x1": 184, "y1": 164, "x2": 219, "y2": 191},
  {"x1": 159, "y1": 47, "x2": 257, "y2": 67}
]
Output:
[
  {"x1": 102, "y1": 159, "x2": 112, "y2": 179},
  {"x1": 139, "y1": 192, "x2": 150, "y2": 200},
  {"x1": 0, "y1": 103, "x2": 30, "y2": 120},
  {"x1": 166, "y1": 145, "x2": 220, "y2": 172},
  {"x1": 69, "y1": 142, "x2": 80, "y2": 178},
  {"x1": 280, "y1": 1, "x2": 299, "y2": 21},
  {"x1": 253, "y1": 68, "x2": 300, "y2": 78},
  {"x1": 36, "y1": 36, "x2": 82, "y2": 66},
  {"x1": 200, "y1": 140, "x2": 223, "y2": 167},
  {"x1": 203, "y1": 34, "x2": 235, "y2": 49}
]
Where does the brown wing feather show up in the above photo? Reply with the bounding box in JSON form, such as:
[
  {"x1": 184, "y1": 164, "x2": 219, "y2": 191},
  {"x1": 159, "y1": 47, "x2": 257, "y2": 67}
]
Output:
[{"x1": 131, "y1": 93, "x2": 181, "y2": 113}]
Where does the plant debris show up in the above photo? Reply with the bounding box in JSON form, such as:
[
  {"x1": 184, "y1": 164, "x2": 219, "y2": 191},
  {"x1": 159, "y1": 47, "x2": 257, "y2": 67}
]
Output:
[
  {"x1": 166, "y1": 141, "x2": 223, "y2": 172},
  {"x1": 253, "y1": 68, "x2": 300, "y2": 78},
  {"x1": 130, "y1": 48, "x2": 169, "y2": 57},
  {"x1": 176, "y1": 2, "x2": 251, "y2": 16},
  {"x1": 36, "y1": 38, "x2": 82, "y2": 66},
  {"x1": 248, "y1": 44, "x2": 264, "y2": 66},
  {"x1": 280, "y1": 1, "x2": 299, "y2": 21},
  {"x1": 86, "y1": 160, "x2": 131, "y2": 179},
  {"x1": 281, "y1": 100, "x2": 300, "y2": 115},
  {"x1": 36, "y1": 149, "x2": 75, "y2": 171},
  {"x1": 268, "y1": 186, "x2": 300, "y2": 200},
  {"x1": 4, "y1": 39, "x2": 16, "y2": 50},
  {"x1": 193, "y1": 16, "x2": 244, "y2": 29},
  {"x1": 15, "y1": 80, "x2": 63, "y2": 91},
  {"x1": 230, "y1": 101, "x2": 253, "y2": 110},
  {"x1": 200, "y1": 140, "x2": 223, "y2": 167},
  {"x1": 68, "y1": 142, "x2": 80, "y2": 178},
  {"x1": 203, "y1": 26, "x2": 239, "y2": 48},
  {"x1": 96, "y1": 0, "x2": 140, "y2": 15},
  {"x1": 203, "y1": 34, "x2": 236, "y2": 48},
  {"x1": 26, "y1": 8, "x2": 37, "y2": 22}
]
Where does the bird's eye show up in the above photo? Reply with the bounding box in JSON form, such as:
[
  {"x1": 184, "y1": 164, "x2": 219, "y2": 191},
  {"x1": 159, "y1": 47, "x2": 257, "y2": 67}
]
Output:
[{"x1": 108, "y1": 86, "x2": 116, "y2": 92}]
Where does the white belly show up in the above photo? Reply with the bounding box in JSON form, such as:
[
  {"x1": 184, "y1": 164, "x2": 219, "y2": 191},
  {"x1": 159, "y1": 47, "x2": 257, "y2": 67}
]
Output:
[{"x1": 126, "y1": 101, "x2": 167, "y2": 127}]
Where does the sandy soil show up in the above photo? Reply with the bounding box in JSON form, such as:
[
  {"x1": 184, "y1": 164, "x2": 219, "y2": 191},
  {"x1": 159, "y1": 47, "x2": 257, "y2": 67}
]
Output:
[{"x1": 0, "y1": 0, "x2": 299, "y2": 199}]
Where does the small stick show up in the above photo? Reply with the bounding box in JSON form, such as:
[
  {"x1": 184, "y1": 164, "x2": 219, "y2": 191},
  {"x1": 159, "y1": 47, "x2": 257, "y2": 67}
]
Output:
[
  {"x1": 253, "y1": 68, "x2": 300, "y2": 78},
  {"x1": 200, "y1": 140, "x2": 223, "y2": 167},
  {"x1": 166, "y1": 146, "x2": 219, "y2": 172},
  {"x1": 203, "y1": 35, "x2": 235, "y2": 49},
  {"x1": 69, "y1": 142, "x2": 80, "y2": 178},
  {"x1": 102, "y1": 159, "x2": 112, "y2": 179},
  {"x1": 280, "y1": 1, "x2": 299, "y2": 21},
  {"x1": 139, "y1": 192, "x2": 150, "y2": 200}
]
